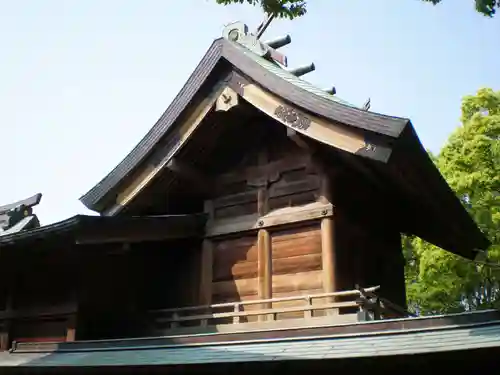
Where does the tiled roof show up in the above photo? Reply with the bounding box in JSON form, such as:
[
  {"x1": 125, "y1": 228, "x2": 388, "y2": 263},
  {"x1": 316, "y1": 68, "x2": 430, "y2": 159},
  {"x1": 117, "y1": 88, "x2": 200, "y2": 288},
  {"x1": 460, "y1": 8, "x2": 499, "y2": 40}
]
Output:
[{"x1": 4, "y1": 318, "x2": 500, "y2": 368}]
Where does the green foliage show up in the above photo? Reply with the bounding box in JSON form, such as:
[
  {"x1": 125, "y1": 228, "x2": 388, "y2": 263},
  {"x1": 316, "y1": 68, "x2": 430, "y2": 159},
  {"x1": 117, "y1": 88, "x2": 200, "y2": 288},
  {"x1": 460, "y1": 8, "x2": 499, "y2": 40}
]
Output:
[
  {"x1": 215, "y1": 0, "x2": 306, "y2": 19},
  {"x1": 215, "y1": 0, "x2": 498, "y2": 18},
  {"x1": 406, "y1": 88, "x2": 500, "y2": 315},
  {"x1": 423, "y1": 0, "x2": 498, "y2": 17}
]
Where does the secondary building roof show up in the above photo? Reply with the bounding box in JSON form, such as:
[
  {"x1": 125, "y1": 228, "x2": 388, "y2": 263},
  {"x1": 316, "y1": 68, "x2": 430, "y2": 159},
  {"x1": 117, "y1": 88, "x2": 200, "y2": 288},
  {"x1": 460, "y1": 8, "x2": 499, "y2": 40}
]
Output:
[
  {"x1": 0, "y1": 213, "x2": 206, "y2": 247},
  {"x1": 2, "y1": 310, "x2": 500, "y2": 368}
]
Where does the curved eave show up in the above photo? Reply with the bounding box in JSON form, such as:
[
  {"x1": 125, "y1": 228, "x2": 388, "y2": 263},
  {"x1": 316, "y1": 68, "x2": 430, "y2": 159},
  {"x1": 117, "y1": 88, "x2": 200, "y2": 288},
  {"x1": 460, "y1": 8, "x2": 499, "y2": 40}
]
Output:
[
  {"x1": 80, "y1": 39, "x2": 410, "y2": 213},
  {"x1": 79, "y1": 39, "x2": 226, "y2": 212},
  {"x1": 399, "y1": 125, "x2": 490, "y2": 255},
  {"x1": 222, "y1": 40, "x2": 409, "y2": 138},
  {"x1": 389, "y1": 123, "x2": 490, "y2": 259}
]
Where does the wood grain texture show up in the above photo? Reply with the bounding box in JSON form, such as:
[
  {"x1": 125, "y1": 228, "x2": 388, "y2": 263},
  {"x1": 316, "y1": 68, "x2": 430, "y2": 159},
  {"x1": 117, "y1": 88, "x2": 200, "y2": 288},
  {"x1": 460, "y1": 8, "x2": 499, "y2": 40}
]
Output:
[
  {"x1": 268, "y1": 225, "x2": 324, "y2": 319},
  {"x1": 212, "y1": 278, "x2": 258, "y2": 302},
  {"x1": 212, "y1": 236, "x2": 258, "y2": 282},
  {"x1": 257, "y1": 229, "x2": 272, "y2": 321},
  {"x1": 271, "y1": 225, "x2": 322, "y2": 274},
  {"x1": 212, "y1": 235, "x2": 259, "y2": 320},
  {"x1": 272, "y1": 271, "x2": 323, "y2": 295},
  {"x1": 272, "y1": 253, "x2": 322, "y2": 276}
]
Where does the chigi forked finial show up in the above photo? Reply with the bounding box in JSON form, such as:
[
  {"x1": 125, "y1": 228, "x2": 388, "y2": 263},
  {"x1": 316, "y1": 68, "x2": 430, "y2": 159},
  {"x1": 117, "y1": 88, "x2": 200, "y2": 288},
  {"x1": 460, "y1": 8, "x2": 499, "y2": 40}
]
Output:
[{"x1": 254, "y1": 13, "x2": 276, "y2": 39}]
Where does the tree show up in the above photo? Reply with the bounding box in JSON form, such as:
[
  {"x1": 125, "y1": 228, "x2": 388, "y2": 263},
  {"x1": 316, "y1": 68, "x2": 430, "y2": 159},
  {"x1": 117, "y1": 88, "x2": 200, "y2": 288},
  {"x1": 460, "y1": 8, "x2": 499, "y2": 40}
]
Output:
[
  {"x1": 215, "y1": 0, "x2": 306, "y2": 19},
  {"x1": 215, "y1": 0, "x2": 498, "y2": 18},
  {"x1": 423, "y1": 0, "x2": 498, "y2": 17},
  {"x1": 406, "y1": 88, "x2": 500, "y2": 315}
]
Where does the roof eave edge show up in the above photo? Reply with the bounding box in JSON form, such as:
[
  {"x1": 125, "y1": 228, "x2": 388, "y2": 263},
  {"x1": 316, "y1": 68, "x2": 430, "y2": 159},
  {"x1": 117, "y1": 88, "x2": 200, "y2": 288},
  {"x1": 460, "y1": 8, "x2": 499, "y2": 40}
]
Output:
[{"x1": 79, "y1": 39, "x2": 226, "y2": 212}]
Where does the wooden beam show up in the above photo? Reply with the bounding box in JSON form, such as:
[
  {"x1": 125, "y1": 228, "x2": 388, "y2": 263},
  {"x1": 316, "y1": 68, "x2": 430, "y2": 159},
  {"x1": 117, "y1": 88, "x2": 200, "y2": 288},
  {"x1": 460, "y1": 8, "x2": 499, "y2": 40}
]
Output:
[
  {"x1": 257, "y1": 229, "x2": 272, "y2": 321},
  {"x1": 205, "y1": 202, "x2": 333, "y2": 238},
  {"x1": 232, "y1": 80, "x2": 392, "y2": 162},
  {"x1": 75, "y1": 215, "x2": 206, "y2": 245}
]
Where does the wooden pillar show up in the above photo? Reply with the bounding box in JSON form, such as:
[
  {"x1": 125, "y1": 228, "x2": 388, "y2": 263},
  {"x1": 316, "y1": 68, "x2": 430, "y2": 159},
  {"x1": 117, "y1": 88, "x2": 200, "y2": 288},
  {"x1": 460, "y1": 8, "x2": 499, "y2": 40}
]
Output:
[
  {"x1": 257, "y1": 229, "x2": 272, "y2": 321},
  {"x1": 321, "y1": 217, "x2": 336, "y2": 294},
  {"x1": 0, "y1": 325, "x2": 9, "y2": 351},
  {"x1": 200, "y1": 200, "x2": 215, "y2": 307},
  {"x1": 319, "y1": 170, "x2": 337, "y2": 314},
  {"x1": 256, "y1": 149, "x2": 273, "y2": 321},
  {"x1": 0, "y1": 294, "x2": 13, "y2": 351},
  {"x1": 199, "y1": 239, "x2": 213, "y2": 306}
]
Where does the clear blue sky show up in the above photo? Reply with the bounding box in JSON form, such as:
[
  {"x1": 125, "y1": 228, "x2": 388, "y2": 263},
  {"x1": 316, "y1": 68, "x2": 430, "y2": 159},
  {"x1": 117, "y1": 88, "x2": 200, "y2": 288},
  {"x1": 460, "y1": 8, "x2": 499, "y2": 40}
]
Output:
[{"x1": 1, "y1": 0, "x2": 499, "y2": 225}]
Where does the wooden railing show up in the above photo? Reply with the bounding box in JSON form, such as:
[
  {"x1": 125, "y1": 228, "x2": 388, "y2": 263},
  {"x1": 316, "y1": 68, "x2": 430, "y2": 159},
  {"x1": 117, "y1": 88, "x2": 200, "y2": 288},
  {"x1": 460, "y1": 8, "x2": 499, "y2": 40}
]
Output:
[
  {"x1": 0, "y1": 303, "x2": 77, "y2": 351},
  {"x1": 356, "y1": 285, "x2": 416, "y2": 319},
  {"x1": 150, "y1": 286, "x2": 400, "y2": 330}
]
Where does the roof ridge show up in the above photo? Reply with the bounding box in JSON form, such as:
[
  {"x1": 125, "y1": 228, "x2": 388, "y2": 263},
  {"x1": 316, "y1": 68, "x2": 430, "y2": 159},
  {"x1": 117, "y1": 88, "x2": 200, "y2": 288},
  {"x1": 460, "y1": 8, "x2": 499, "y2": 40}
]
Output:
[{"x1": 221, "y1": 22, "x2": 360, "y2": 109}]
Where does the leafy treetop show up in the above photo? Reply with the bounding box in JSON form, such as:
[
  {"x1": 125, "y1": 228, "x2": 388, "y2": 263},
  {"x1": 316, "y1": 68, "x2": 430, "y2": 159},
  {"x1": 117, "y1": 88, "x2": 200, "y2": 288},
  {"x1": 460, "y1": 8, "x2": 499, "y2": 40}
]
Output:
[
  {"x1": 215, "y1": 0, "x2": 498, "y2": 19},
  {"x1": 215, "y1": 0, "x2": 307, "y2": 19},
  {"x1": 406, "y1": 88, "x2": 500, "y2": 315}
]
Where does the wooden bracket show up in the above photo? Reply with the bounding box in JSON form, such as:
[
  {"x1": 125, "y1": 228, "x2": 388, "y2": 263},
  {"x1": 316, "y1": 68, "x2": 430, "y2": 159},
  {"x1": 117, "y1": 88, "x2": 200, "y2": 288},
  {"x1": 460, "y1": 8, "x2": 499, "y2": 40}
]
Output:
[{"x1": 216, "y1": 87, "x2": 239, "y2": 112}]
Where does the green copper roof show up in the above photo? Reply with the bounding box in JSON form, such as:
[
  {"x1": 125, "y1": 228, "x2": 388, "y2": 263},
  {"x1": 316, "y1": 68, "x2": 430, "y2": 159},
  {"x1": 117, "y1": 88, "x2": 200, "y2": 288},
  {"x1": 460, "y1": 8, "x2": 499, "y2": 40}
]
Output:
[
  {"x1": 229, "y1": 41, "x2": 359, "y2": 109},
  {"x1": 3, "y1": 319, "x2": 500, "y2": 368}
]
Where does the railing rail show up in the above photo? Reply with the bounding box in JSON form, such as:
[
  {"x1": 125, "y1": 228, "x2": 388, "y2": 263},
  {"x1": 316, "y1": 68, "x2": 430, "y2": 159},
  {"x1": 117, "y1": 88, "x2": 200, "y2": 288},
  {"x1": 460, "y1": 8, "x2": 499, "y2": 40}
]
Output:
[
  {"x1": 151, "y1": 286, "x2": 380, "y2": 315},
  {"x1": 150, "y1": 286, "x2": 386, "y2": 329}
]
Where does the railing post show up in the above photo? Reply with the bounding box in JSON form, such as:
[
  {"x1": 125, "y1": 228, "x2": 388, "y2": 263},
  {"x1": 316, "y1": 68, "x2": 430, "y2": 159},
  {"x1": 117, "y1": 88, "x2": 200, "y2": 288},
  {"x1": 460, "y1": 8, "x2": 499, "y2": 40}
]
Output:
[
  {"x1": 356, "y1": 285, "x2": 383, "y2": 321},
  {"x1": 304, "y1": 296, "x2": 312, "y2": 319},
  {"x1": 200, "y1": 312, "x2": 208, "y2": 327},
  {"x1": 171, "y1": 312, "x2": 180, "y2": 328},
  {"x1": 233, "y1": 304, "x2": 241, "y2": 324},
  {"x1": 373, "y1": 298, "x2": 381, "y2": 320},
  {"x1": 65, "y1": 314, "x2": 77, "y2": 342}
]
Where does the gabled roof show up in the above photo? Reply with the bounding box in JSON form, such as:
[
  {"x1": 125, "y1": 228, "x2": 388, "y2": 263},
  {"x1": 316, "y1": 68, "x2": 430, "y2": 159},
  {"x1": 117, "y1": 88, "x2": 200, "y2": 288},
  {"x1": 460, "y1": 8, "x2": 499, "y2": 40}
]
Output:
[
  {"x1": 78, "y1": 26, "x2": 489, "y2": 257},
  {"x1": 79, "y1": 37, "x2": 409, "y2": 212}
]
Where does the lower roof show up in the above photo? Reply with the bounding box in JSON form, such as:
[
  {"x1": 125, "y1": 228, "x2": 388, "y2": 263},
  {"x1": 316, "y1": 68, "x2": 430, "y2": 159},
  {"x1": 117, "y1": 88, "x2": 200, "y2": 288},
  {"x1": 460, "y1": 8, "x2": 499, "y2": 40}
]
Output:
[
  {"x1": 3, "y1": 310, "x2": 500, "y2": 368},
  {"x1": 0, "y1": 213, "x2": 207, "y2": 247}
]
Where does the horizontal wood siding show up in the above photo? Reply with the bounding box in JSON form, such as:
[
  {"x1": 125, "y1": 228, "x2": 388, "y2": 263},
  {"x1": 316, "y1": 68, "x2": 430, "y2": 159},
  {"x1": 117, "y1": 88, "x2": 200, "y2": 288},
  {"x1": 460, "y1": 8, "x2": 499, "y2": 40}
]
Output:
[
  {"x1": 268, "y1": 168, "x2": 319, "y2": 212},
  {"x1": 271, "y1": 225, "x2": 323, "y2": 319},
  {"x1": 212, "y1": 236, "x2": 258, "y2": 322}
]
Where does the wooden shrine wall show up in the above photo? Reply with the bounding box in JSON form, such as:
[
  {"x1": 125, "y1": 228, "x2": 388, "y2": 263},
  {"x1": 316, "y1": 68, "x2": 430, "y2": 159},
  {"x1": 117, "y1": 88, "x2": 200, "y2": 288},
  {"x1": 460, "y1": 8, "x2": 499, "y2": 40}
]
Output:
[
  {"x1": 333, "y1": 171, "x2": 407, "y2": 308},
  {"x1": 271, "y1": 225, "x2": 323, "y2": 319},
  {"x1": 201, "y1": 132, "x2": 330, "y2": 321},
  {"x1": 212, "y1": 235, "x2": 258, "y2": 303},
  {"x1": 0, "y1": 249, "x2": 76, "y2": 348}
]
